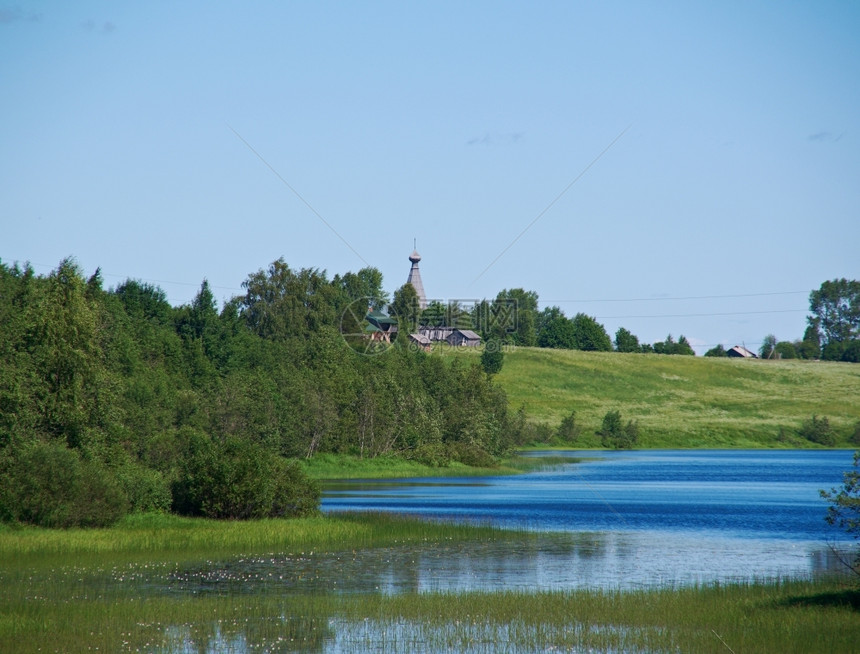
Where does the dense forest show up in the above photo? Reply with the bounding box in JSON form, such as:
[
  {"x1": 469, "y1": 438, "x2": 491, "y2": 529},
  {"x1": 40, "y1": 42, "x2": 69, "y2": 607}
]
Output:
[{"x1": 0, "y1": 258, "x2": 520, "y2": 528}]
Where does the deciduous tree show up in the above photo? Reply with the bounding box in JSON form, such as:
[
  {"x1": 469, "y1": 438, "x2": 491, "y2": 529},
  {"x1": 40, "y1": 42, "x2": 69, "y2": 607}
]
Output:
[
  {"x1": 820, "y1": 451, "x2": 860, "y2": 576},
  {"x1": 614, "y1": 327, "x2": 641, "y2": 353},
  {"x1": 809, "y1": 279, "x2": 860, "y2": 349},
  {"x1": 571, "y1": 313, "x2": 612, "y2": 351}
]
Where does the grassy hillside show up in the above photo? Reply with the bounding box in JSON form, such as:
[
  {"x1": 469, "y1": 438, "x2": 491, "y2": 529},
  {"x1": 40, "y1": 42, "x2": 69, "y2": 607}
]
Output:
[{"x1": 440, "y1": 346, "x2": 860, "y2": 448}]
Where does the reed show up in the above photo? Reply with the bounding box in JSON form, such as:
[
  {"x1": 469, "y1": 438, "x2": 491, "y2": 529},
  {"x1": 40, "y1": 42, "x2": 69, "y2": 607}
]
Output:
[
  {"x1": 2, "y1": 566, "x2": 857, "y2": 653},
  {"x1": 301, "y1": 452, "x2": 559, "y2": 480},
  {"x1": 0, "y1": 512, "x2": 531, "y2": 566}
]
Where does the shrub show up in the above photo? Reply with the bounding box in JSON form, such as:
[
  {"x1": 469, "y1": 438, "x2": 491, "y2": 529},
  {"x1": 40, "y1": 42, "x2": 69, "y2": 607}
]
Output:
[
  {"x1": 597, "y1": 409, "x2": 639, "y2": 449},
  {"x1": 556, "y1": 410, "x2": 582, "y2": 443},
  {"x1": 843, "y1": 340, "x2": 860, "y2": 363},
  {"x1": 820, "y1": 451, "x2": 860, "y2": 576},
  {"x1": 704, "y1": 344, "x2": 727, "y2": 357},
  {"x1": 172, "y1": 434, "x2": 320, "y2": 519},
  {"x1": 450, "y1": 442, "x2": 497, "y2": 468},
  {"x1": 0, "y1": 441, "x2": 128, "y2": 528},
  {"x1": 270, "y1": 457, "x2": 321, "y2": 518},
  {"x1": 773, "y1": 341, "x2": 797, "y2": 359},
  {"x1": 480, "y1": 340, "x2": 504, "y2": 375},
  {"x1": 411, "y1": 441, "x2": 452, "y2": 467},
  {"x1": 799, "y1": 415, "x2": 836, "y2": 447},
  {"x1": 849, "y1": 422, "x2": 860, "y2": 446},
  {"x1": 115, "y1": 461, "x2": 172, "y2": 514}
]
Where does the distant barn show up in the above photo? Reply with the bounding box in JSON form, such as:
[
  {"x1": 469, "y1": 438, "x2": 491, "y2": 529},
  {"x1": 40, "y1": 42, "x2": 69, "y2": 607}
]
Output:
[
  {"x1": 407, "y1": 333, "x2": 432, "y2": 351},
  {"x1": 727, "y1": 345, "x2": 758, "y2": 358},
  {"x1": 446, "y1": 329, "x2": 481, "y2": 347},
  {"x1": 419, "y1": 326, "x2": 454, "y2": 342}
]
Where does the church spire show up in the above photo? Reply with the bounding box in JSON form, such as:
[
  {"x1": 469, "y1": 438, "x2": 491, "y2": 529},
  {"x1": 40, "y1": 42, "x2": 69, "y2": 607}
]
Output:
[{"x1": 406, "y1": 244, "x2": 427, "y2": 310}]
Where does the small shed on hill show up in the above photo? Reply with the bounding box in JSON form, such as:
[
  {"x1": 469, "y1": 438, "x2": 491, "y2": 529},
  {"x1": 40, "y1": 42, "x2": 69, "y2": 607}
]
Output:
[
  {"x1": 446, "y1": 329, "x2": 481, "y2": 347},
  {"x1": 727, "y1": 345, "x2": 758, "y2": 359},
  {"x1": 408, "y1": 333, "x2": 432, "y2": 351}
]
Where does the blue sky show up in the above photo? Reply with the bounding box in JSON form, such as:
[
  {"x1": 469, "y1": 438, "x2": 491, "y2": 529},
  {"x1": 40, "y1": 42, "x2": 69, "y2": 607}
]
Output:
[{"x1": 2, "y1": 1, "x2": 858, "y2": 353}]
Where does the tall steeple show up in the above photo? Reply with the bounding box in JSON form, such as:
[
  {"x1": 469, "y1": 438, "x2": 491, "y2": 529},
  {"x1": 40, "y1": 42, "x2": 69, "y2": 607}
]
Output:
[{"x1": 406, "y1": 243, "x2": 427, "y2": 310}]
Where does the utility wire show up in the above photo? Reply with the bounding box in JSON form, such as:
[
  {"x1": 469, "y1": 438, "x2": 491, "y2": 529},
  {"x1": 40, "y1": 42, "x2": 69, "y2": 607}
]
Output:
[
  {"x1": 542, "y1": 291, "x2": 807, "y2": 303},
  {"x1": 471, "y1": 124, "x2": 631, "y2": 286},
  {"x1": 227, "y1": 124, "x2": 371, "y2": 267}
]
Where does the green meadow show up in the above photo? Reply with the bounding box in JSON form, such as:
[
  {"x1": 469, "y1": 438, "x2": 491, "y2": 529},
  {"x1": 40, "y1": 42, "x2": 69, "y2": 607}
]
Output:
[
  {"x1": 441, "y1": 346, "x2": 860, "y2": 448},
  {"x1": 1, "y1": 513, "x2": 858, "y2": 653}
]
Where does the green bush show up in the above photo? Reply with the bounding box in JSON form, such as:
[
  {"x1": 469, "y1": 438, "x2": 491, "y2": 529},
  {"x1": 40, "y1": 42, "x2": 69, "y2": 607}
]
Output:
[
  {"x1": 269, "y1": 457, "x2": 321, "y2": 518},
  {"x1": 480, "y1": 340, "x2": 504, "y2": 375},
  {"x1": 0, "y1": 441, "x2": 128, "y2": 528},
  {"x1": 172, "y1": 434, "x2": 320, "y2": 519},
  {"x1": 115, "y1": 461, "x2": 172, "y2": 514},
  {"x1": 556, "y1": 410, "x2": 582, "y2": 443},
  {"x1": 597, "y1": 409, "x2": 639, "y2": 449},
  {"x1": 450, "y1": 442, "x2": 497, "y2": 468},
  {"x1": 799, "y1": 415, "x2": 836, "y2": 446},
  {"x1": 850, "y1": 422, "x2": 860, "y2": 446},
  {"x1": 411, "y1": 441, "x2": 452, "y2": 467}
]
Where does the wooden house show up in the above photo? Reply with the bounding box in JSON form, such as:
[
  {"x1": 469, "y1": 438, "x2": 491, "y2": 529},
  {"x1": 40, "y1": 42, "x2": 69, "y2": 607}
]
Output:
[
  {"x1": 446, "y1": 329, "x2": 481, "y2": 347},
  {"x1": 408, "y1": 333, "x2": 432, "y2": 351},
  {"x1": 365, "y1": 310, "x2": 398, "y2": 343},
  {"x1": 727, "y1": 345, "x2": 758, "y2": 358}
]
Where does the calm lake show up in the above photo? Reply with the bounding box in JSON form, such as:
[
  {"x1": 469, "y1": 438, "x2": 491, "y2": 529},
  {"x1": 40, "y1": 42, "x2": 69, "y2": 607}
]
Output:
[{"x1": 321, "y1": 449, "x2": 854, "y2": 590}]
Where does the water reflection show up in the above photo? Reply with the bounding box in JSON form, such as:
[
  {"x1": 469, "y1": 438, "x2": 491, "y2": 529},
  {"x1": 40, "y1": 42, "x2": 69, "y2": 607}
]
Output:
[
  {"x1": 147, "y1": 536, "x2": 850, "y2": 654},
  {"x1": 157, "y1": 532, "x2": 844, "y2": 598}
]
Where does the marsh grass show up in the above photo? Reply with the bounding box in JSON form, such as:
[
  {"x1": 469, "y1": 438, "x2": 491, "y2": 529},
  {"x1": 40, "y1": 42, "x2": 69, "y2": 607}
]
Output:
[
  {"x1": 0, "y1": 512, "x2": 528, "y2": 565},
  {"x1": 2, "y1": 515, "x2": 859, "y2": 652},
  {"x1": 444, "y1": 346, "x2": 860, "y2": 447},
  {"x1": 2, "y1": 562, "x2": 858, "y2": 653},
  {"x1": 302, "y1": 452, "x2": 562, "y2": 480}
]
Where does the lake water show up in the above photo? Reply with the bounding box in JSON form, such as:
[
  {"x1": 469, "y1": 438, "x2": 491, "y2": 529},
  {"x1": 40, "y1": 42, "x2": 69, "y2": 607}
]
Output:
[{"x1": 321, "y1": 449, "x2": 855, "y2": 589}]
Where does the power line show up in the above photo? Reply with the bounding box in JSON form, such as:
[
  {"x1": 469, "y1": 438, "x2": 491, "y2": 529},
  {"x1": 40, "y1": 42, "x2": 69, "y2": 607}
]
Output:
[
  {"x1": 541, "y1": 291, "x2": 807, "y2": 304},
  {"x1": 12, "y1": 261, "x2": 243, "y2": 293},
  {"x1": 471, "y1": 124, "x2": 631, "y2": 286},
  {"x1": 594, "y1": 309, "x2": 806, "y2": 320}
]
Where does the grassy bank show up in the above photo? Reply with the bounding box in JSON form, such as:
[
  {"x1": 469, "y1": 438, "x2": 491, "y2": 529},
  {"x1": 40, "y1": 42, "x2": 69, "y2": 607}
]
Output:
[
  {"x1": 1, "y1": 514, "x2": 857, "y2": 653},
  {"x1": 441, "y1": 346, "x2": 860, "y2": 447},
  {"x1": 0, "y1": 512, "x2": 526, "y2": 564},
  {"x1": 302, "y1": 452, "x2": 573, "y2": 480}
]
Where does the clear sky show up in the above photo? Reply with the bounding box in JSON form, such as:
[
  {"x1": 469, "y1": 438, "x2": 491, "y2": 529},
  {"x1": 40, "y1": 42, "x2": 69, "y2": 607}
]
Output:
[{"x1": 2, "y1": 1, "x2": 858, "y2": 354}]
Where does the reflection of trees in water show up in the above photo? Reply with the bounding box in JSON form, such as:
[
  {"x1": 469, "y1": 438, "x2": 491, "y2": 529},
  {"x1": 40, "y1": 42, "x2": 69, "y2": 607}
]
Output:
[
  {"x1": 811, "y1": 545, "x2": 856, "y2": 577},
  {"x1": 164, "y1": 612, "x2": 333, "y2": 653}
]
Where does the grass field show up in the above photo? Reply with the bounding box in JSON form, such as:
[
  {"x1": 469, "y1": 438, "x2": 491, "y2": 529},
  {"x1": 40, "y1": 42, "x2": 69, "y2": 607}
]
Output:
[
  {"x1": 1, "y1": 513, "x2": 857, "y2": 653},
  {"x1": 440, "y1": 346, "x2": 860, "y2": 447}
]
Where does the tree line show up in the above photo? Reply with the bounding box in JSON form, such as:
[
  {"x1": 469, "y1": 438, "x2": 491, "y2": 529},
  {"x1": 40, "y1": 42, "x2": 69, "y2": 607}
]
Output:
[
  {"x1": 404, "y1": 280, "x2": 860, "y2": 361},
  {"x1": 701, "y1": 279, "x2": 860, "y2": 361},
  {"x1": 398, "y1": 286, "x2": 696, "y2": 356},
  {"x1": 0, "y1": 258, "x2": 525, "y2": 528}
]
